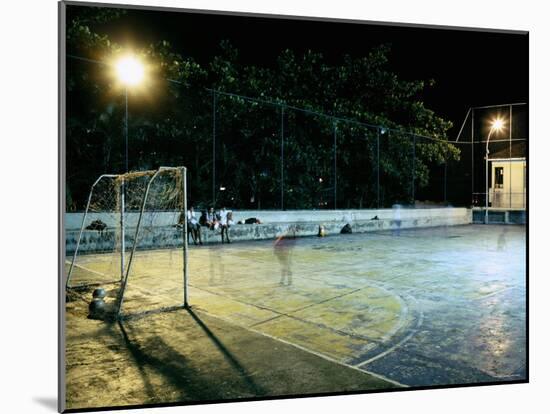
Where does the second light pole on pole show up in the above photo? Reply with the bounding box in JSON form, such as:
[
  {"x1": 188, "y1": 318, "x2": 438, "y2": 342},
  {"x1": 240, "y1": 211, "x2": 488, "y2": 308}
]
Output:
[{"x1": 485, "y1": 118, "x2": 504, "y2": 224}]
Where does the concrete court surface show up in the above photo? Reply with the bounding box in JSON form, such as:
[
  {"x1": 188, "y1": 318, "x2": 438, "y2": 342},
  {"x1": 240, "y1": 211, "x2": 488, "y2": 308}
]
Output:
[
  {"x1": 65, "y1": 303, "x2": 394, "y2": 410},
  {"x1": 65, "y1": 224, "x2": 526, "y2": 409}
]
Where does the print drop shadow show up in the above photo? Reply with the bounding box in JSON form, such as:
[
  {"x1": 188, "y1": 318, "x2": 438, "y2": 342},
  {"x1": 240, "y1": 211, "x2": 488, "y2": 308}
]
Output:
[{"x1": 32, "y1": 396, "x2": 57, "y2": 412}]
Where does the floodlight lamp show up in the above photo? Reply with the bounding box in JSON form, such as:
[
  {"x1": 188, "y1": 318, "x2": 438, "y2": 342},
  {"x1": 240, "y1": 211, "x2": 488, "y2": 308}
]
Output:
[
  {"x1": 491, "y1": 118, "x2": 504, "y2": 132},
  {"x1": 116, "y1": 56, "x2": 144, "y2": 86}
]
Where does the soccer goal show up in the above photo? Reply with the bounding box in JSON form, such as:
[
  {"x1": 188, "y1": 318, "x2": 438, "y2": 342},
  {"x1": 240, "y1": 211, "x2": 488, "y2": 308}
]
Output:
[{"x1": 65, "y1": 166, "x2": 189, "y2": 319}]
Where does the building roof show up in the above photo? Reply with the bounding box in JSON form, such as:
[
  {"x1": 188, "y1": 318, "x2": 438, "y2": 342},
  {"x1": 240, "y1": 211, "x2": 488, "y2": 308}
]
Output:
[{"x1": 488, "y1": 141, "x2": 526, "y2": 160}]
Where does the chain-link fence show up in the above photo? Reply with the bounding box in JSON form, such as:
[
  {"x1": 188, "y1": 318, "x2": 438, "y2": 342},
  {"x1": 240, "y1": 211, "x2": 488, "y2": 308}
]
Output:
[
  {"x1": 209, "y1": 90, "x2": 459, "y2": 210},
  {"x1": 66, "y1": 55, "x2": 526, "y2": 212},
  {"x1": 455, "y1": 103, "x2": 527, "y2": 210}
]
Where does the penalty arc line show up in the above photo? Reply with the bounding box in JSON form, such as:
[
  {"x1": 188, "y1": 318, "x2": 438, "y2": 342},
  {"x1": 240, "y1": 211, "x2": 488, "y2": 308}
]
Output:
[
  {"x1": 193, "y1": 306, "x2": 408, "y2": 389},
  {"x1": 355, "y1": 297, "x2": 424, "y2": 368}
]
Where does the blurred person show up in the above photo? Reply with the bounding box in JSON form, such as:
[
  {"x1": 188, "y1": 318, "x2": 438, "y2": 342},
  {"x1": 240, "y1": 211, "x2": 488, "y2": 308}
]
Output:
[
  {"x1": 274, "y1": 225, "x2": 297, "y2": 286},
  {"x1": 392, "y1": 204, "x2": 402, "y2": 236}
]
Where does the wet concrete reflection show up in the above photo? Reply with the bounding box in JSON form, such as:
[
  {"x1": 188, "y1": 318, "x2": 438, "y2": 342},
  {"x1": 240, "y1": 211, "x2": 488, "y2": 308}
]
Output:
[{"x1": 191, "y1": 224, "x2": 526, "y2": 387}]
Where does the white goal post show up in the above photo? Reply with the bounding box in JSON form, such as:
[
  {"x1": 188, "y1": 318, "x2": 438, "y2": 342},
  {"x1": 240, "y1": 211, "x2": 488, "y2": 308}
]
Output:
[{"x1": 65, "y1": 166, "x2": 189, "y2": 318}]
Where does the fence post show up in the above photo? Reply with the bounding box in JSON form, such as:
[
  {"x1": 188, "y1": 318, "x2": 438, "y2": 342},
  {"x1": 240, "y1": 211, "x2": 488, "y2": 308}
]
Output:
[
  {"x1": 377, "y1": 128, "x2": 380, "y2": 208},
  {"x1": 212, "y1": 91, "x2": 216, "y2": 207},
  {"x1": 444, "y1": 140, "x2": 448, "y2": 205},
  {"x1": 508, "y1": 105, "x2": 512, "y2": 208},
  {"x1": 281, "y1": 105, "x2": 285, "y2": 210},
  {"x1": 471, "y1": 108, "x2": 474, "y2": 205},
  {"x1": 334, "y1": 121, "x2": 337, "y2": 209},
  {"x1": 412, "y1": 135, "x2": 416, "y2": 206}
]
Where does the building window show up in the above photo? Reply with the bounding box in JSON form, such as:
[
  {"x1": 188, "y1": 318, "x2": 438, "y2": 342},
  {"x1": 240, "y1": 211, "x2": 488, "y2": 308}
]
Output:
[{"x1": 495, "y1": 167, "x2": 504, "y2": 189}]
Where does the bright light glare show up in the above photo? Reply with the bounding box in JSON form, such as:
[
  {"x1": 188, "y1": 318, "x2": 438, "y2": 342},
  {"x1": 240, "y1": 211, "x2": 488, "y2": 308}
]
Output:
[
  {"x1": 116, "y1": 56, "x2": 144, "y2": 86},
  {"x1": 491, "y1": 118, "x2": 504, "y2": 131}
]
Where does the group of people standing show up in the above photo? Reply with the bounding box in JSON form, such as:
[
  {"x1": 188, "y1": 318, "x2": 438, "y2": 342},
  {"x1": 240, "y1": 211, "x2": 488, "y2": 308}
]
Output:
[{"x1": 179, "y1": 206, "x2": 234, "y2": 245}]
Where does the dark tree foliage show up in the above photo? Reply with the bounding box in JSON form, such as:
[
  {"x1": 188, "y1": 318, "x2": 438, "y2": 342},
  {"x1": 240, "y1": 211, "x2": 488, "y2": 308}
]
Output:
[{"x1": 65, "y1": 7, "x2": 459, "y2": 211}]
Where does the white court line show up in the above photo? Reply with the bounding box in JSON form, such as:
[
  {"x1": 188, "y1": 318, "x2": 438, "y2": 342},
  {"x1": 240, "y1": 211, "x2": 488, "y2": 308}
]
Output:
[
  {"x1": 190, "y1": 270, "x2": 421, "y2": 375},
  {"x1": 475, "y1": 286, "x2": 517, "y2": 300},
  {"x1": 72, "y1": 246, "x2": 418, "y2": 376},
  {"x1": 355, "y1": 294, "x2": 424, "y2": 369},
  {"x1": 190, "y1": 281, "x2": 409, "y2": 345},
  {"x1": 65, "y1": 260, "x2": 111, "y2": 278},
  {"x1": 284, "y1": 275, "x2": 414, "y2": 344},
  {"x1": 194, "y1": 306, "x2": 408, "y2": 389}
]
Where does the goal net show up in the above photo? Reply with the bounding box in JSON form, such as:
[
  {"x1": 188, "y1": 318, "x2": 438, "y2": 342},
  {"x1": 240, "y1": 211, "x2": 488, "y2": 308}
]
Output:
[{"x1": 65, "y1": 166, "x2": 189, "y2": 319}]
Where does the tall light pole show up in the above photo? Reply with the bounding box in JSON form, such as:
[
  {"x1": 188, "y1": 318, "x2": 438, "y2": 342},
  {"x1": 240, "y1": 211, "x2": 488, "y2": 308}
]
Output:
[
  {"x1": 115, "y1": 55, "x2": 145, "y2": 281},
  {"x1": 485, "y1": 118, "x2": 504, "y2": 224},
  {"x1": 115, "y1": 55, "x2": 145, "y2": 173},
  {"x1": 124, "y1": 87, "x2": 128, "y2": 173}
]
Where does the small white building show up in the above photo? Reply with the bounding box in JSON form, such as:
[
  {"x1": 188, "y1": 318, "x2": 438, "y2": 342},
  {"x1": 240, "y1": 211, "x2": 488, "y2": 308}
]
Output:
[{"x1": 488, "y1": 143, "x2": 526, "y2": 209}]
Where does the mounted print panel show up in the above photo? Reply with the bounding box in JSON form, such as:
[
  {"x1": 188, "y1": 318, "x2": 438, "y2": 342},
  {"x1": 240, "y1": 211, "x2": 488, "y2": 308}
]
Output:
[{"x1": 59, "y1": 1, "x2": 528, "y2": 412}]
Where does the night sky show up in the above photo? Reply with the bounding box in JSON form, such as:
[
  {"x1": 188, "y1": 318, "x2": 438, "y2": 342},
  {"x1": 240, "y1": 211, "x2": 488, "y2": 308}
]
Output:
[{"x1": 77, "y1": 4, "x2": 529, "y2": 137}]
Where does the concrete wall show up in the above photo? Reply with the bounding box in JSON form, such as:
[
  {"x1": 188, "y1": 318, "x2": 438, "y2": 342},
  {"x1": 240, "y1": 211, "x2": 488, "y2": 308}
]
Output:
[
  {"x1": 65, "y1": 208, "x2": 470, "y2": 230},
  {"x1": 65, "y1": 208, "x2": 472, "y2": 254},
  {"x1": 472, "y1": 208, "x2": 526, "y2": 224}
]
